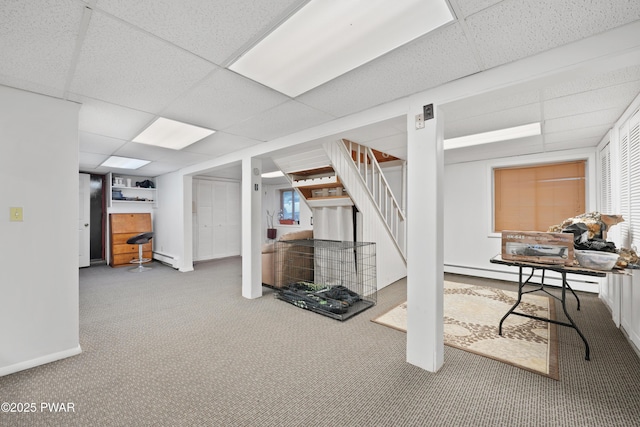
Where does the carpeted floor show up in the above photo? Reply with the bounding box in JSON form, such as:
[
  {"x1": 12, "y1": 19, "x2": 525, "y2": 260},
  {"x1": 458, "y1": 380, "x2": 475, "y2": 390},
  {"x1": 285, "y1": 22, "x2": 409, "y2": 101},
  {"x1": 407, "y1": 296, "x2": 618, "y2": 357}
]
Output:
[{"x1": 1, "y1": 258, "x2": 639, "y2": 426}]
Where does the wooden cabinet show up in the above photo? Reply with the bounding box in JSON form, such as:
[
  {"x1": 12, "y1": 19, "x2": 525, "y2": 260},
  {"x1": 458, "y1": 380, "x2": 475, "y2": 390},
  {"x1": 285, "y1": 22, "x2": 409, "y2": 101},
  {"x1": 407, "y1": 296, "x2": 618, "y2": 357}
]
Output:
[{"x1": 109, "y1": 213, "x2": 152, "y2": 267}]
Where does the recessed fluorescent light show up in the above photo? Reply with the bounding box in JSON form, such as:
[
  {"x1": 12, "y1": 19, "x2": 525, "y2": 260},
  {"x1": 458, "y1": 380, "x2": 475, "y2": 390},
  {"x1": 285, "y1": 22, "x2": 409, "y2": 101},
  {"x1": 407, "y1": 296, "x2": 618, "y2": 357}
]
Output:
[
  {"x1": 261, "y1": 170, "x2": 285, "y2": 178},
  {"x1": 444, "y1": 123, "x2": 542, "y2": 150},
  {"x1": 133, "y1": 117, "x2": 215, "y2": 150},
  {"x1": 230, "y1": 0, "x2": 454, "y2": 97},
  {"x1": 100, "y1": 155, "x2": 150, "y2": 169}
]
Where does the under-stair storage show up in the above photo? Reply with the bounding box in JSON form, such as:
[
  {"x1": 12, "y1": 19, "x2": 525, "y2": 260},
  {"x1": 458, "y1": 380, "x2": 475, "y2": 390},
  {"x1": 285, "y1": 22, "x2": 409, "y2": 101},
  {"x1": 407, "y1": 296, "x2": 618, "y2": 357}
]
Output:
[
  {"x1": 274, "y1": 239, "x2": 377, "y2": 321},
  {"x1": 290, "y1": 167, "x2": 353, "y2": 208},
  {"x1": 271, "y1": 138, "x2": 407, "y2": 290}
]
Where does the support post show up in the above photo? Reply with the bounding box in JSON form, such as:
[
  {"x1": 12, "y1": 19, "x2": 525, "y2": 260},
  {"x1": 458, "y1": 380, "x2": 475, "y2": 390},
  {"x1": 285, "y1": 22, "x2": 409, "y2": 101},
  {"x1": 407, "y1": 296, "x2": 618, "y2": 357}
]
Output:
[
  {"x1": 242, "y1": 157, "x2": 263, "y2": 299},
  {"x1": 406, "y1": 103, "x2": 444, "y2": 372}
]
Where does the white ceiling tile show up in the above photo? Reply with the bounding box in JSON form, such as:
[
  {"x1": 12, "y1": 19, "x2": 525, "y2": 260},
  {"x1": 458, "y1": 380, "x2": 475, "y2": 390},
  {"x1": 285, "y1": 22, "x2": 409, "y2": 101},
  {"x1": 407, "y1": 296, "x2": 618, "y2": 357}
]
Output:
[
  {"x1": 132, "y1": 161, "x2": 181, "y2": 177},
  {"x1": 544, "y1": 81, "x2": 640, "y2": 119},
  {"x1": 543, "y1": 64, "x2": 640, "y2": 100},
  {"x1": 454, "y1": 0, "x2": 503, "y2": 17},
  {"x1": 79, "y1": 152, "x2": 110, "y2": 170},
  {"x1": 76, "y1": 97, "x2": 156, "y2": 140},
  {"x1": 155, "y1": 150, "x2": 212, "y2": 167},
  {"x1": 182, "y1": 132, "x2": 262, "y2": 157},
  {"x1": 197, "y1": 165, "x2": 243, "y2": 181},
  {"x1": 544, "y1": 108, "x2": 621, "y2": 134},
  {"x1": 543, "y1": 138, "x2": 602, "y2": 152},
  {"x1": 444, "y1": 135, "x2": 544, "y2": 165},
  {"x1": 69, "y1": 11, "x2": 216, "y2": 113},
  {"x1": 0, "y1": 0, "x2": 82, "y2": 92},
  {"x1": 0, "y1": 75, "x2": 65, "y2": 99},
  {"x1": 544, "y1": 124, "x2": 610, "y2": 145},
  {"x1": 95, "y1": 0, "x2": 306, "y2": 65},
  {"x1": 445, "y1": 103, "x2": 541, "y2": 139},
  {"x1": 297, "y1": 23, "x2": 481, "y2": 117},
  {"x1": 444, "y1": 89, "x2": 540, "y2": 121},
  {"x1": 466, "y1": 0, "x2": 640, "y2": 69},
  {"x1": 114, "y1": 141, "x2": 176, "y2": 161},
  {"x1": 79, "y1": 131, "x2": 127, "y2": 155},
  {"x1": 163, "y1": 69, "x2": 289, "y2": 130},
  {"x1": 340, "y1": 117, "x2": 407, "y2": 143},
  {"x1": 225, "y1": 101, "x2": 335, "y2": 141}
]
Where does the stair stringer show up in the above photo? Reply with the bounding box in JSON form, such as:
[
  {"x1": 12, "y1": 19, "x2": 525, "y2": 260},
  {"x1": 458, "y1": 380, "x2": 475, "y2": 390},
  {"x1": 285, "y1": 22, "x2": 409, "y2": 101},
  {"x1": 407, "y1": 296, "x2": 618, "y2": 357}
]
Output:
[{"x1": 323, "y1": 140, "x2": 407, "y2": 290}]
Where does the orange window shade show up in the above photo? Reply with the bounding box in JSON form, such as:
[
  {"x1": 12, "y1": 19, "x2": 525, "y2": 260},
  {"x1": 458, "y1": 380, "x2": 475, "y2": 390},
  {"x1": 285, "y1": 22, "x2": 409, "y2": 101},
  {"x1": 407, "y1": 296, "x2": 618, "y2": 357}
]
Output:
[{"x1": 494, "y1": 161, "x2": 585, "y2": 232}]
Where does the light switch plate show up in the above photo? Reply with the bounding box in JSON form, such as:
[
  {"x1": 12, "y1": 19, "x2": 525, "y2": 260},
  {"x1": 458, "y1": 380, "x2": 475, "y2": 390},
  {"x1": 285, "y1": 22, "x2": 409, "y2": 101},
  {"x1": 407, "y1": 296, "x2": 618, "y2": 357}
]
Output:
[{"x1": 10, "y1": 207, "x2": 23, "y2": 222}]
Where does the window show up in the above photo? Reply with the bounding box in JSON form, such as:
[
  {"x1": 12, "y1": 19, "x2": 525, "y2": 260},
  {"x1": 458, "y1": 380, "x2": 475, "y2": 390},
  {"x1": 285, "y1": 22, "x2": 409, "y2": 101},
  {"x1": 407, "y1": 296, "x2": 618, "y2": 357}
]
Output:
[
  {"x1": 280, "y1": 189, "x2": 300, "y2": 223},
  {"x1": 494, "y1": 161, "x2": 586, "y2": 232},
  {"x1": 599, "y1": 143, "x2": 612, "y2": 215},
  {"x1": 618, "y1": 108, "x2": 640, "y2": 250}
]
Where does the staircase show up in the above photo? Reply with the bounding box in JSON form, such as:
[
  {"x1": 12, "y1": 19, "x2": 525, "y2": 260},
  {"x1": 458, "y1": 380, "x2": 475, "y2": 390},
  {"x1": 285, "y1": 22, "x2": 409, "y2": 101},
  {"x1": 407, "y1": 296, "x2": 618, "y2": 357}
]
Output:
[
  {"x1": 324, "y1": 139, "x2": 406, "y2": 263},
  {"x1": 272, "y1": 141, "x2": 407, "y2": 288}
]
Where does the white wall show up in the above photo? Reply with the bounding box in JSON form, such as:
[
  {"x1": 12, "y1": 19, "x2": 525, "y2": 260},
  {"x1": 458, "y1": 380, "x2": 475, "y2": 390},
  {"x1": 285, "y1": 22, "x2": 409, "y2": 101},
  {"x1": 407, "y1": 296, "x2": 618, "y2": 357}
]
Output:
[
  {"x1": 154, "y1": 171, "x2": 190, "y2": 271},
  {"x1": 443, "y1": 147, "x2": 599, "y2": 292},
  {"x1": 0, "y1": 86, "x2": 81, "y2": 376}
]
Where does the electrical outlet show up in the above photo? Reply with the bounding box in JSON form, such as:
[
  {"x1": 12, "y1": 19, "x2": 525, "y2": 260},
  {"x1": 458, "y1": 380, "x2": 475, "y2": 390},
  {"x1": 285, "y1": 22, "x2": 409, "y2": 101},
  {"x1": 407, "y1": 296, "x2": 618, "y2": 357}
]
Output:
[{"x1": 415, "y1": 113, "x2": 424, "y2": 129}]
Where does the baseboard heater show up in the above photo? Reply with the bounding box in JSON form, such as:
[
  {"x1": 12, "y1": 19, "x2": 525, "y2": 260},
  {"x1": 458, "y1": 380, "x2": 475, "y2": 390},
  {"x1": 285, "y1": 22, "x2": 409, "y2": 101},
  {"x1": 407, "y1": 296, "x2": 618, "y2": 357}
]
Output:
[{"x1": 153, "y1": 252, "x2": 179, "y2": 269}]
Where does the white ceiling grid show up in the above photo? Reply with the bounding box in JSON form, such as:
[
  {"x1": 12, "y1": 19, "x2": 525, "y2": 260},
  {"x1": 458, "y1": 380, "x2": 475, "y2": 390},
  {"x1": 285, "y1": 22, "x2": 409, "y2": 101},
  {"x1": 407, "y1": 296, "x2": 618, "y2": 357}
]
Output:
[{"x1": 0, "y1": 0, "x2": 638, "y2": 177}]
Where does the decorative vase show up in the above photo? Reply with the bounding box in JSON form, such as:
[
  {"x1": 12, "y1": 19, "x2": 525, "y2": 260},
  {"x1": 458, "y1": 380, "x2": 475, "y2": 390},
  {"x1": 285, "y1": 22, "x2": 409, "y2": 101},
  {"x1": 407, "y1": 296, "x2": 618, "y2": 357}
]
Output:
[{"x1": 267, "y1": 228, "x2": 277, "y2": 239}]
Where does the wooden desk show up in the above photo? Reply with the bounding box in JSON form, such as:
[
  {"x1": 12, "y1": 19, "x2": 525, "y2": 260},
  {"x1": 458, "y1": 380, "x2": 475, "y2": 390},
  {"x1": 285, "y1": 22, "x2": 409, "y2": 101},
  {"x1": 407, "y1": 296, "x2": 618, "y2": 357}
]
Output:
[
  {"x1": 110, "y1": 213, "x2": 152, "y2": 267},
  {"x1": 490, "y1": 255, "x2": 607, "y2": 360}
]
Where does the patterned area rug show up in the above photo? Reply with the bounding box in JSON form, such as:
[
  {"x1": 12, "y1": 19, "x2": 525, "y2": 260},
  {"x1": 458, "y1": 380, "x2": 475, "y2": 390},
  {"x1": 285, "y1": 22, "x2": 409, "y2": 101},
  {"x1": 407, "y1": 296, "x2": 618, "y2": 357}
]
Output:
[{"x1": 372, "y1": 281, "x2": 559, "y2": 379}]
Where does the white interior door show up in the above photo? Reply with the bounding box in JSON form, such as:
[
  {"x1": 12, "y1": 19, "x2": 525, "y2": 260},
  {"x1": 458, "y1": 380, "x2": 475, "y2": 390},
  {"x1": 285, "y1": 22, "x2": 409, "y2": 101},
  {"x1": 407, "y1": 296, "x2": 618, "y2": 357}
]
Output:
[
  {"x1": 193, "y1": 179, "x2": 242, "y2": 261},
  {"x1": 79, "y1": 173, "x2": 90, "y2": 267},
  {"x1": 195, "y1": 180, "x2": 214, "y2": 261}
]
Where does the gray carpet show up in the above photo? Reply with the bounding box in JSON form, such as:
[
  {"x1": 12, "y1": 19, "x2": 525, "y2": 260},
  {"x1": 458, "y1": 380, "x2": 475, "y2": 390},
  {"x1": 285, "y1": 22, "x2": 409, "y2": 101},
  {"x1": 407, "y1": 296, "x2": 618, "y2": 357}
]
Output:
[{"x1": 1, "y1": 258, "x2": 639, "y2": 426}]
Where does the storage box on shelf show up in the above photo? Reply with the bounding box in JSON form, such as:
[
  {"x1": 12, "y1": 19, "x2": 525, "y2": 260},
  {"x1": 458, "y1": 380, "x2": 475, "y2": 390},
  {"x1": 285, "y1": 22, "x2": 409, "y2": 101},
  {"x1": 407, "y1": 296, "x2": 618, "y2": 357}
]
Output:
[
  {"x1": 108, "y1": 172, "x2": 156, "y2": 207},
  {"x1": 289, "y1": 166, "x2": 352, "y2": 208}
]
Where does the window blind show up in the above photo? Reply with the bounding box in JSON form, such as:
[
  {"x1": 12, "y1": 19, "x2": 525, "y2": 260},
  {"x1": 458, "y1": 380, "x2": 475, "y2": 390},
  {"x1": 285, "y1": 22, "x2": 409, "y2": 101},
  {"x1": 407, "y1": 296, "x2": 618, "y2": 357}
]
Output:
[
  {"x1": 629, "y1": 111, "x2": 640, "y2": 250},
  {"x1": 494, "y1": 161, "x2": 586, "y2": 232},
  {"x1": 619, "y1": 121, "x2": 631, "y2": 248},
  {"x1": 600, "y1": 143, "x2": 612, "y2": 215}
]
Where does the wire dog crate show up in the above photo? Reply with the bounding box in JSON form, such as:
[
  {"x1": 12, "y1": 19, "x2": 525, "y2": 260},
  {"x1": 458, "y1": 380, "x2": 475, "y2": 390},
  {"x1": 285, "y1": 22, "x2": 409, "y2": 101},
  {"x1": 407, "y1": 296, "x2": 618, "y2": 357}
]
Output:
[{"x1": 274, "y1": 239, "x2": 376, "y2": 320}]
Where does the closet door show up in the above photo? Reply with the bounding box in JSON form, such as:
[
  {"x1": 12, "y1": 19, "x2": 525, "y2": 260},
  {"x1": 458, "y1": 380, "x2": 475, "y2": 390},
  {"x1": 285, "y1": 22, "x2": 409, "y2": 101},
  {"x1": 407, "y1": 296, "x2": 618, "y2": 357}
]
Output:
[
  {"x1": 195, "y1": 179, "x2": 242, "y2": 261},
  {"x1": 211, "y1": 181, "x2": 241, "y2": 258},
  {"x1": 196, "y1": 180, "x2": 214, "y2": 261},
  {"x1": 226, "y1": 181, "x2": 241, "y2": 255},
  {"x1": 212, "y1": 181, "x2": 228, "y2": 258}
]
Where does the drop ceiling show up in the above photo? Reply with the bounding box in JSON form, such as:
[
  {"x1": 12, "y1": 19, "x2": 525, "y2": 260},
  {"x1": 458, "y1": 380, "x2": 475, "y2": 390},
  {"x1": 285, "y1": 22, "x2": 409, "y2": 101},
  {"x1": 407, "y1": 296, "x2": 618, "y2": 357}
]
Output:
[{"x1": 1, "y1": 0, "x2": 639, "y2": 179}]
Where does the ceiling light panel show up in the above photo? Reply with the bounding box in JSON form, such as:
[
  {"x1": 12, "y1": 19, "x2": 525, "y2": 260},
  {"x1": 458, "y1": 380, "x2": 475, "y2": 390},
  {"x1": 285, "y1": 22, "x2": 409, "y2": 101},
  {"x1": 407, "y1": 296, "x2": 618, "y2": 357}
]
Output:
[
  {"x1": 444, "y1": 123, "x2": 541, "y2": 150},
  {"x1": 133, "y1": 117, "x2": 216, "y2": 150},
  {"x1": 230, "y1": 0, "x2": 454, "y2": 97},
  {"x1": 100, "y1": 155, "x2": 151, "y2": 169},
  {"x1": 261, "y1": 171, "x2": 285, "y2": 178}
]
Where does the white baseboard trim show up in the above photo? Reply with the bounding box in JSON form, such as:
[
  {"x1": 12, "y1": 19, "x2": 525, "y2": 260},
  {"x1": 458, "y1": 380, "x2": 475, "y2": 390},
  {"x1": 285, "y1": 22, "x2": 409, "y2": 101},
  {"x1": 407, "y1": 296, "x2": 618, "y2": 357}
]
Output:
[{"x1": 0, "y1": 345, "x2": 82, "y2": 377}]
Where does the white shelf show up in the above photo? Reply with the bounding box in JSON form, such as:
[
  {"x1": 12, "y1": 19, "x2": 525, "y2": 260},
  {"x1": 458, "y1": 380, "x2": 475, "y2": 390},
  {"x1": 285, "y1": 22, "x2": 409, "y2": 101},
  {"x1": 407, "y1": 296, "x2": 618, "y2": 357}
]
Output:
[{"x1": 108, "y1": 172, "x2": 157, "y2": 207}]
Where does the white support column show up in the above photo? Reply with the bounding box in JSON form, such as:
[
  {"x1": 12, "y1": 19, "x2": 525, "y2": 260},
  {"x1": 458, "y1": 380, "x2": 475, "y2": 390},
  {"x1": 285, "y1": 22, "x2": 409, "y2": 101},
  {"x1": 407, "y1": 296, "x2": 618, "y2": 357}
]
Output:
[
  {"x1": 406, "y1": 103, "x2": 444, "y2": 372},
  {"x1": 242, "y1": 157, "x2": 263, "y2": 299}
]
